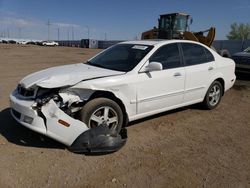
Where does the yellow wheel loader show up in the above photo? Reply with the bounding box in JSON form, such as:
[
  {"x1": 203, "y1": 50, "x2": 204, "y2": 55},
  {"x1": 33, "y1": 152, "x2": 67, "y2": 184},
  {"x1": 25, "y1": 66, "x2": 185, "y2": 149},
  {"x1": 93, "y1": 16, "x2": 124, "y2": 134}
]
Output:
[{"x1": 141, "y1": 13, "x2": 215, "y2": 47}]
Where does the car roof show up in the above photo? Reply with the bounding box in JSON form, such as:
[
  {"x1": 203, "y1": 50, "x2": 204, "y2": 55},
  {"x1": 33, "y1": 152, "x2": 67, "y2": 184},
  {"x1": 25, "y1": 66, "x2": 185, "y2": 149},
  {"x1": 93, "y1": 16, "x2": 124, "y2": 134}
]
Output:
[
  {"x1": 120, "y1": 39, "x2": 201, "y2": 47},
  {"x1": 121, "y1": 40, "x2": 166, "y2": 46}
]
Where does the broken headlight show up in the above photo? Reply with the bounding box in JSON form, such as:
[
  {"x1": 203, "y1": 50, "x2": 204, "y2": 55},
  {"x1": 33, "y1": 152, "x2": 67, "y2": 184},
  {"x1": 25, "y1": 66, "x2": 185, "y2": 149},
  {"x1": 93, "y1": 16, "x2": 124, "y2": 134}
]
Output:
[
  {"x1": 17, "y1": 84, "x2": 35, "y2": 97},
  {"x1": 35, "y1": 87, "x2": 61, "y2": 107},
  {"x1": 34, "y1": 87, "x2": 83, "y2": 117}
]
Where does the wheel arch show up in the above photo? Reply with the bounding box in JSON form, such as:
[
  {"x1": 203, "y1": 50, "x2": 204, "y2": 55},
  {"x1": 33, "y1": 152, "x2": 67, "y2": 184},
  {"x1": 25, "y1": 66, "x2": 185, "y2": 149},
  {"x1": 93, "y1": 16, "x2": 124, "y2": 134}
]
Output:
[
  {"x1": 214, "y1": 77, "x2": 225, "y2": 96},
  {"x1": 202, "y1": 77, "x2": 224, "y2": 110},
  {"x1": 208, "y1": 72, "x2": 225, "y2": 96},
  {"x1": 88, "y1": 90, "x2": 129, "y2": 127}
]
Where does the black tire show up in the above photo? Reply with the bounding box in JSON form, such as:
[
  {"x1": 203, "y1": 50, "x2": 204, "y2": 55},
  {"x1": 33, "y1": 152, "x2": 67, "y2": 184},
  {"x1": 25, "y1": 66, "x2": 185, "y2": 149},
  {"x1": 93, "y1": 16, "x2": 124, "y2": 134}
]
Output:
[
  {"x1": 202, "y1": 81, "x2": 223, "y2": 110},
  {"x1": 79, "y1": 98, "x2": 123, "y2": 133}
]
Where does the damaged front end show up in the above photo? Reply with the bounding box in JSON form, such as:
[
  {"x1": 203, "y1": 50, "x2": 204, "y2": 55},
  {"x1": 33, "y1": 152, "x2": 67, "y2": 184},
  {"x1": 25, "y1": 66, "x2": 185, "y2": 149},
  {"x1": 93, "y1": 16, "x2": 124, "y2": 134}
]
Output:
[
  {"x1": 34, "y1": 87, "x2": 85, "y2": 119},
  {"x1": 10, "y1": 85, "x2": 127, "y2": 153}
]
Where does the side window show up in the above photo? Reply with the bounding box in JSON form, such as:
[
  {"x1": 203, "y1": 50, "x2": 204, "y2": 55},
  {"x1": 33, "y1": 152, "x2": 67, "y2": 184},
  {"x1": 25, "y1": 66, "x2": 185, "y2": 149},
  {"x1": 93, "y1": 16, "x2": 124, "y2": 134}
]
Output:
[
  {"x1": 149, "y1": 43, "x2": 181, "y2": 69},
  {"x1": 181, "y1": 43, "x2": 213, "y2": 66},
  {"x1": 204, "y1": 48, "x2": 215, "y2": 62}
]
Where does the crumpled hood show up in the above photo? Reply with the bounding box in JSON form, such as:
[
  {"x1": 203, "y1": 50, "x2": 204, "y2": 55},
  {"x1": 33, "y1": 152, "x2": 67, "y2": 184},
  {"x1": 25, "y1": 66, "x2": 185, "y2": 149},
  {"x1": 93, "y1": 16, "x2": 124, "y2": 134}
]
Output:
[{"x1": 20, "y1": 63, "x2": 124, "y2": 88}]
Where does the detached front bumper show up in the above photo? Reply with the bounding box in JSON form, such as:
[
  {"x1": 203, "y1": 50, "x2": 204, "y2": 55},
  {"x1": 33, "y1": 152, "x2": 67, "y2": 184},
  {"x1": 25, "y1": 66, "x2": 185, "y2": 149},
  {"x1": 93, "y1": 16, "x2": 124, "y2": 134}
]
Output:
[
  {"x1": 10, "y1": 91, "x2": 47, "y2": 134},
  {"x1": 10, "y1": 90, "x2": 89, "y2": 146}
]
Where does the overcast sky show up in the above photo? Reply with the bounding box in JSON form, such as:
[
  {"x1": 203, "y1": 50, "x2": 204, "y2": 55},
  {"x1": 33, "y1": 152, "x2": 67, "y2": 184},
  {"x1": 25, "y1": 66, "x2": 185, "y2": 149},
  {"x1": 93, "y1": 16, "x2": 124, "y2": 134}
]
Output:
[{"x1": 0, "y1": 0, "x2": 249, "y2": 40}]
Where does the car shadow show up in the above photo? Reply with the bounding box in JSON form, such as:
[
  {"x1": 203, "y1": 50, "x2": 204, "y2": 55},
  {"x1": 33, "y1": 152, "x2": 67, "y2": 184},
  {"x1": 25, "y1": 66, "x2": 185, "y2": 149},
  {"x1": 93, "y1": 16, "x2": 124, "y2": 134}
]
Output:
[
  {"x1": 0, "y1": 105, "x2": 197, "y2": 152},
  {"x1": 236, "y1": 72, "x2": 250, "y2": 81},
  {"x1": 0, "y1": 108, "x2": 65, "y2": 150},
  {"x1": 234, "y1": 72, "x2": 250, "y2": 90},
  {"x1": 127, "y1": 105, "x2": 199, "y2": 127}
]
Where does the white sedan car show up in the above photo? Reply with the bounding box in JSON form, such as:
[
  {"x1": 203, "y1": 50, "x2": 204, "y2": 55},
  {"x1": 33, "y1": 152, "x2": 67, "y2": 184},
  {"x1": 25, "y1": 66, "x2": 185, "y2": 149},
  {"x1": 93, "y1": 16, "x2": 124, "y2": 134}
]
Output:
[
  {"x1": 10, "y1": 40, "x2": 236, "y2": 147},
  {"x1": 17, "y1": 40, "x2": 28, "y2": 45},
  {"x1": 42, "y1": 41, "x2": 59, "y2": 46}
]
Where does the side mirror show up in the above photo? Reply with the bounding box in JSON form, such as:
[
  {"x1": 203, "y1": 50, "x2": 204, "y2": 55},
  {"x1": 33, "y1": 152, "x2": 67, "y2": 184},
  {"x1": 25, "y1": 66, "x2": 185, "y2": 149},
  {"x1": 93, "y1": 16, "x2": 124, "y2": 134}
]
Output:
[
  {"x1": 190, "y1": 17, "x2": 193, "y2": 25},
  {"x1": 144, "y1": 62, "x2": 163, "y2": 72},
  {"x1": 187, "y1": 17, "x2": 193, "y2": 31}
]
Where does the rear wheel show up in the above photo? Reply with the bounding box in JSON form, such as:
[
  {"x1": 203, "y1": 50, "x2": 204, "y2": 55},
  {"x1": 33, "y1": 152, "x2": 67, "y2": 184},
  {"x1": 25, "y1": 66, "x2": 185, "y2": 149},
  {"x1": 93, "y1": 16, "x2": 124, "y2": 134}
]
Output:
[
  {"x1": 202, "y1": 81, "x2": 223, "y2": 109},
  {"x1": 79, "y1": 98, "x2": 123, "y2": 132}
]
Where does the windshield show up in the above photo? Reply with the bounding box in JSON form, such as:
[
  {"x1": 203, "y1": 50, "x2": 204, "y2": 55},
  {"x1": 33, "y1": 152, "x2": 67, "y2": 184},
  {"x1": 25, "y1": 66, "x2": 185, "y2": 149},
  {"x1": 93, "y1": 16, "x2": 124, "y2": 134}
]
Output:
[
  {"x1": 86, "y1": 44, "x2": 153, "y2": 72},
  {"x1": 244, "y1": 47, "x2": 250, "y2": 53},
  {"x1": 159, "y1": 17, "x2": 172, "y2": 30},
  {"x1": 159, "y1": 15, "x2": 187, "y2": 32},
  {"x1": 173, "y1": 15, "x2": 188, "y2": 32}
]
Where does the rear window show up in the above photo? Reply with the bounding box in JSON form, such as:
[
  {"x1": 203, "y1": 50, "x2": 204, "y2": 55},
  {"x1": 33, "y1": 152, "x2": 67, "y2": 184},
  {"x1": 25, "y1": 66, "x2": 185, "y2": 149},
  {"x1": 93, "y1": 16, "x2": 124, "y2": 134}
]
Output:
[{"x1": 181, "y1": 43, "x2": 214, "y2": 66}]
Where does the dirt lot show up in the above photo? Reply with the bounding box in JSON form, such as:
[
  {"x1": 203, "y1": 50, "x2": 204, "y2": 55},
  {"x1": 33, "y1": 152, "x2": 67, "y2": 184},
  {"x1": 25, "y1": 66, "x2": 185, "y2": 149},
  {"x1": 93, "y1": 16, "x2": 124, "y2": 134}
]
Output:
[{"x1": 0, "y1": 44, "x2": 250, "y2": 188}]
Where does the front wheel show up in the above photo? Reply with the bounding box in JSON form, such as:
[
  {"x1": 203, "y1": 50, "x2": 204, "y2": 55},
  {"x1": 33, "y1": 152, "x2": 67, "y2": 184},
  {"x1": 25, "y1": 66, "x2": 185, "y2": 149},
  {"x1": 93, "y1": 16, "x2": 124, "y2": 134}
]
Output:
[
  {"x1": 79, "y1": 98, "x2": 123, "y2": 133},
  {"x1": 202, "y1": 81, "x2": 223, "y2": 110}
]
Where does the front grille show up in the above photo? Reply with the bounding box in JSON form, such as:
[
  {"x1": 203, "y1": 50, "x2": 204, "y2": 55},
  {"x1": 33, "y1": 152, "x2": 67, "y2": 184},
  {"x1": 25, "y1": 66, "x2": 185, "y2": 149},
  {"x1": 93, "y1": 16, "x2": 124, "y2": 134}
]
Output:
[
  {"x1": 12, "y1": 109, "x2": 21, "y2": 120},
  {"x1": 17, "y1": 85, "x2": 35, "y2": 97}
]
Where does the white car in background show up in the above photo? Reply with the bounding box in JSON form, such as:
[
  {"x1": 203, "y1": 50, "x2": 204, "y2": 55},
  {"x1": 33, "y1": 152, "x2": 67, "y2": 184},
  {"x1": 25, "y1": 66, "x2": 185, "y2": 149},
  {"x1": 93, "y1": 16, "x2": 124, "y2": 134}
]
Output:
[
  {"x1": 17, "y1": 41, "x2": 28, "y2": 45},
  {"x1": 10, "y1": 40, "x2": 236, "y2": 147},
  {"x1": 42, "y1": 41, "x2": 59, "y2": 46}
]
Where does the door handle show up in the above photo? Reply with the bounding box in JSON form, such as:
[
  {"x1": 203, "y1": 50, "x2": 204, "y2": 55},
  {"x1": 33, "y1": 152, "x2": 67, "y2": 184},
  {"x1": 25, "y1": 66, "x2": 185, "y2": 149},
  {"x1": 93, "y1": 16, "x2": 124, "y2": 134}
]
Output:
[
  {"x1": 174, "y1": 72, "x2": 181, "y2": 77},
  {"x1": 208, "y1": 66, "x2": 214, "y2": 71}
]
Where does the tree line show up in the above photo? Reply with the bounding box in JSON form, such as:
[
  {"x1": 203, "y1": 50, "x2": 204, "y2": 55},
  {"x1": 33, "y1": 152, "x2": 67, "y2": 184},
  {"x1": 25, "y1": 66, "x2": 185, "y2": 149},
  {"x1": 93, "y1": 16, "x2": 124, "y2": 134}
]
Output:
[{"x1": 227, "y1": 23, "x2": 250, "y2": 40}]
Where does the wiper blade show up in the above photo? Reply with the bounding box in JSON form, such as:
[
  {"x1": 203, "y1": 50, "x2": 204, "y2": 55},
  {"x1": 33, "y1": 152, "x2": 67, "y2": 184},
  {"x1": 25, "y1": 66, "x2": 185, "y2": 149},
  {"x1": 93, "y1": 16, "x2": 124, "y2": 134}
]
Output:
[
  {"x1": 85, "y1": 61, "x2": 93, "y2": 65},
  {"x1": 93, "y1": 64, "x2": 106, "y2": 68},
  {"x1": 86, "y1": 61, "x2": 106, "y2": 69}
]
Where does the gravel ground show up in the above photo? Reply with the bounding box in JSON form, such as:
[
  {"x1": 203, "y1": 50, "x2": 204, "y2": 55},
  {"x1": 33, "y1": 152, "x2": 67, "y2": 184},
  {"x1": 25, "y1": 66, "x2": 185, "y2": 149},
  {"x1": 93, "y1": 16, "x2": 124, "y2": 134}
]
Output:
[{"x1": 0, "y1": 44, "x2": 250, "y2": 188}]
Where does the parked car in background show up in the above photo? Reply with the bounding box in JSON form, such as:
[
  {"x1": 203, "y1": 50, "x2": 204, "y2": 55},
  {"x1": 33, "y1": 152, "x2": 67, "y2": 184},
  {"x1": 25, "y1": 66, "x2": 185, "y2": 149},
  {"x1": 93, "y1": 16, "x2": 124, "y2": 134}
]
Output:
[
  {"x1": 17, "y1": 41, "x2": 28, "y2": 45},
  {"x1": 26, "y1": 41, "x2": 37, "y2": 45},
  {"x1": 8, "y1": 40, "x2": 17, "y2": 44},
  {"x1": 42, "y1": 41, "x2": 59, "y2": 46},
  {"x1": 10, "y1": 40, "x2": 236, "y2": 147},
  {"x1": 232, "y1": 47, "x2": 250, "y2": 73},
  {"x1": 2, "y1": 40, "x2": 8, "y2": 44}
]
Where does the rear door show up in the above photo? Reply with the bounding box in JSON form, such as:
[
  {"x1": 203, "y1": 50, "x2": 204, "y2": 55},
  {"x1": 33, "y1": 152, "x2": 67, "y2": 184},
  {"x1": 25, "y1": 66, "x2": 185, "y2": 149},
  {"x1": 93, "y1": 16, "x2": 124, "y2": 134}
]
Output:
[{"x1": 180, "y1": 43, "x2": 215, "y2": 103}]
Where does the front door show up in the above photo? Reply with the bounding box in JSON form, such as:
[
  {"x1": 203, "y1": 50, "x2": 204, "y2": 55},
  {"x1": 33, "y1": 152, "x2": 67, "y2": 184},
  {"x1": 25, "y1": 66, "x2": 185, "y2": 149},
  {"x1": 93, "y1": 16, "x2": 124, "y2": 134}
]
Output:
[{"x1": 136, "y1": 43, "x2": 185, "y2": 115}]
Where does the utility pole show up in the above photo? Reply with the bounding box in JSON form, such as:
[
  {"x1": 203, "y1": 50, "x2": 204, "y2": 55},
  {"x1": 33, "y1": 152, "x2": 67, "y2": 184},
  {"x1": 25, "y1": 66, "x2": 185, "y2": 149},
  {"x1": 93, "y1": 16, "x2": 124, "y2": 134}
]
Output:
[
  {"x1": 67, "y1": 28, "x2": 70, "y2": 46},
  {"x1": 57, "y1": 27, "x2": 60, "y2": 41},
  {"x1": 7, "y1": 28, "x2": 10, "y2": 38},
  {"x1": 87, "y1": 26, "x2": 90, "y2": 39},
  {"x1": 47, "y1": 19, "x2": 51, "y2": 41},
  {"x1": 18, "y1": 27, "x2": 21, "y2": 39},
  {"x1": 104, "y1": 32, "x2": 107, "y2": 41},
  {"x1": 71, "y1": 26, "x2": 74, "y2": 41},
  {"x1": 67, "y1": 28, "x2": 70, "y2": 40}
]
